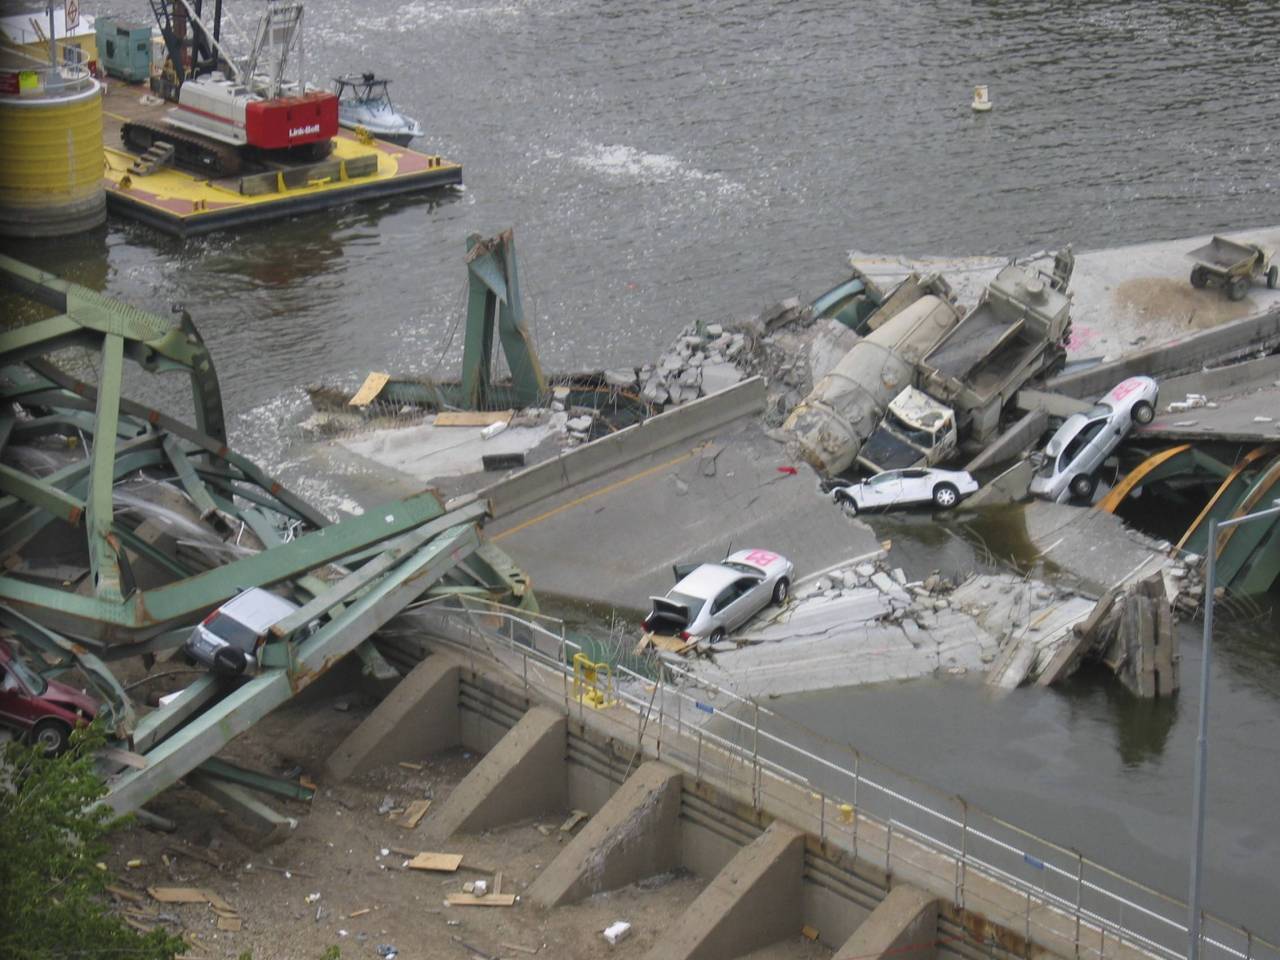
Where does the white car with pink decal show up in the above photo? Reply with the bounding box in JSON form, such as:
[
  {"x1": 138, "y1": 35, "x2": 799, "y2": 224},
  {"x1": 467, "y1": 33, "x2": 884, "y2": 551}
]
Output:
[
  {"x1": 642, "y1": 548, "x2": 794, "y2": 645},
  {"x1": 1030, "y1": 376, "x2": 1159, "y2": 503}
]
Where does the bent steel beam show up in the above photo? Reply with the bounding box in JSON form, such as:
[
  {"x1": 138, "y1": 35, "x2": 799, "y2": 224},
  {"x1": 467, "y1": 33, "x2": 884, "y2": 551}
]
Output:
[
  {"x1": 1215, "y1": 454, "x2": 1280, "y2": 589},
  {"x1": 25, "y1": 360, "x2": 327, "y2": 528},
  {"x1": 1095, "y1": 444, "x2": 1193, "y2": 514},
  {"x1": 100, "y1": 522, "x2": 481, "y2": 814},
  {"x1": 0, "y1": 254, "x2": 226, "y2": 444},
  {"x1": 460, "y1": 229, "x2": 546, "y2": 410},
  {"x1": 0, "y1": 488, "x2": 449, "y2": 640},
  {"x1": 1178, "y1": 445, "x2": 1277, "y2": 554}
]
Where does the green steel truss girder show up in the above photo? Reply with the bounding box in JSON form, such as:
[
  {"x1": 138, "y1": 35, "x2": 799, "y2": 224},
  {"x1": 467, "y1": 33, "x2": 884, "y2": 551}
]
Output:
[
  {"x1": 26, "y1": 359, "x2": 327, "y2": 528},
  {"x1": 101, "y1": 522, "x2": 481, "y2": 814},
  {"x1": 268, "y1": 497, "x2": 490, "y2": 640},
  {"x1": 460, "y1": 229, "x2": 546, "y2": 410},
  {"x1": 88, "y1": 334, "x2": 126, "y2": 602},
  {"x1": 0, "y1": 489, "x2": 450, "y2": 640},
  {"x1": 0, "y1": 463, "x2": 85, "y2": 525},
  {"x1": 1216, "y1": 454, "x2": 1280, "y2": 589},
  {"x1": 0, "y1": 605, "x2": 135, "y2": 735},
  {"x1": 0, "y1": 444, "x2": 167, "y2": 559},
  {"x1": 0, "y1": 254, "x2": 227, "y2": 444},
  {"x1": 197, "y1": 757, "x2": 316, "y2": 802}
]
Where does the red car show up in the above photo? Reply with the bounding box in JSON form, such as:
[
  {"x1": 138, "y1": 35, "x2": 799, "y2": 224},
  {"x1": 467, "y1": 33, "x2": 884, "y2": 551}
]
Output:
[{"x1": 0, "y1": 642, "x2": 99, "y2": 753}]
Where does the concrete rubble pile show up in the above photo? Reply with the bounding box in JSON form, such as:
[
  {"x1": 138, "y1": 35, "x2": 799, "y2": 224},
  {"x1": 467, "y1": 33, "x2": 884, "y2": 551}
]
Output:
[
  {"x1": 672, "y1": 555, "x2": 1099, "y2": 701},
  {"x1": 639, "y1": 320, "x2": 750, "y2": 407}
]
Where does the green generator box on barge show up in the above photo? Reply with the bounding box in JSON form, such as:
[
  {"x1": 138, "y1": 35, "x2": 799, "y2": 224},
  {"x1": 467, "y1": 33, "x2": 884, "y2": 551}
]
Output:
[{"x1": 94, "y1": 18, "x2": 152, "y2": 83}]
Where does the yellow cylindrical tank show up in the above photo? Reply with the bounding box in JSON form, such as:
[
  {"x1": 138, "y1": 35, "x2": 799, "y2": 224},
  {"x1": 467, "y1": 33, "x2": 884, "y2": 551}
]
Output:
[{"x1": 0, "y1": 74, "x2": 106, "y2": 238}]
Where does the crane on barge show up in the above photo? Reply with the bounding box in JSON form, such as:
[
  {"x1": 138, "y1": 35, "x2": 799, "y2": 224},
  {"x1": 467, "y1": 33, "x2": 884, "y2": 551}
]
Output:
[{"x1": 123, "y1": 0, "x2": 338, "y2": 177}]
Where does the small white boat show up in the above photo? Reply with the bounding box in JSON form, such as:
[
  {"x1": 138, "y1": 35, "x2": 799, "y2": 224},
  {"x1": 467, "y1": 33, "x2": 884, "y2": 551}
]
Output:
[{"x1": 333, "y1": 73, "x2": 423, "y2": 146}]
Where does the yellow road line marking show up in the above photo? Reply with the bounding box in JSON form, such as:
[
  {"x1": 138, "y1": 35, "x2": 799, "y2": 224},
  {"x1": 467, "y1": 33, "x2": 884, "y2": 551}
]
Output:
[
  {"x1": 104, "y1": 110, "x2": 130, "y2": 122},
  {"x1": 492, "y1": 448, "x2": 698, "y2": 542}
]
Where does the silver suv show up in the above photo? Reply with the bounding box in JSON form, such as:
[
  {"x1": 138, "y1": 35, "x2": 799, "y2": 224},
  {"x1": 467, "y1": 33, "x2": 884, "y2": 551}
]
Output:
[
  {"x1": 184, "y1": 588, "x2": 299, "y2": 677},
  {"x1": 1030, "y1": 376, "x2": 1158, "y2": 502}
]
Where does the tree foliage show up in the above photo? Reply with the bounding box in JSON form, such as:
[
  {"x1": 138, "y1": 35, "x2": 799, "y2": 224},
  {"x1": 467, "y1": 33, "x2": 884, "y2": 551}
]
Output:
[{"x1": 0, "y1": 721, "x2": 185, "y2": 960}]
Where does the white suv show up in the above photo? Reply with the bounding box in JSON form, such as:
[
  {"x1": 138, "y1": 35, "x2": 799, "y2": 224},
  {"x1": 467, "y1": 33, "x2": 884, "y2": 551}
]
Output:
[{"x1": 184, "y1": 588, "x2": 299, "y2": 677}]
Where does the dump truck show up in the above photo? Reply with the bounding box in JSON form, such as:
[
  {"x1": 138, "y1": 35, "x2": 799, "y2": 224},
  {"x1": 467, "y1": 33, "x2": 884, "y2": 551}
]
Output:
[{"x1": 916, "y1": 251, "x2": 1074, "y2": 447}]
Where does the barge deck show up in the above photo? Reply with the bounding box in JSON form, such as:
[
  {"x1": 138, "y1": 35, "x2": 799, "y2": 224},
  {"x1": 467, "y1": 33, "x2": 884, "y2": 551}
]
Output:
[{"x1": 99, "y1": 80, "x2": 461, "y2": 236}]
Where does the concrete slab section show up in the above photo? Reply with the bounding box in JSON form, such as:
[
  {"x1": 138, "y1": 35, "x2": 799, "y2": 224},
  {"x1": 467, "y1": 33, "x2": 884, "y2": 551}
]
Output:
[
  {"x1": 425, "y1": 706, "x2": 566, "y2": 838},
  {"x1": 325, "y1": 653, "x2": 461, "y2": 782},
  {"x1": 490, "y1": 417, "x2": 882, "y2": 611},
  {"x1": 644, "y1": 820, "x2": 805, "y2": 960},
  {"x1": 834, "y1": 884, "x2": 938, "y2": 960},
  {"x1": 527, "y1": 760, "x2": 682, "y2": 907}
]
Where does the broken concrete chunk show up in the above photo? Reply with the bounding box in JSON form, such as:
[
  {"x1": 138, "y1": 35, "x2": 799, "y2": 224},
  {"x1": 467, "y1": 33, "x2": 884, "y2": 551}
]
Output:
[
  {"x1": 566, "y1": 415, "x2": 594, "y2": 433},
  {"x1": 699, "y1": 361, "x2": 743, "y2": 396},
  {"x1": 604, "y1": 368, "x2": 637, "y2": 388},
  {"x1": 603, "y1": 921, "x2": 632, "y2": 945}
]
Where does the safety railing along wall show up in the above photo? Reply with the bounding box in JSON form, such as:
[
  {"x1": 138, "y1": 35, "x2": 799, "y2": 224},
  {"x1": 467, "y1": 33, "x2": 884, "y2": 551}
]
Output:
[{"x1": 402, "y1": 597, "x2": 1277, "y2": 960}]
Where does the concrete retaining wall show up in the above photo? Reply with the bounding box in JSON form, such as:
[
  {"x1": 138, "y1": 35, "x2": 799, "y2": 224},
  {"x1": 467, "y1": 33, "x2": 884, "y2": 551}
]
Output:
[
  {"x1": 478, "y1": 376, "x2": 767, "y2": 518},
  {"x1": 340, "y1": 653, "x2": 1084, "y2": 960},
  {"x1": 1047, "y1": 306, "x2": 1280, "y2": 399}
]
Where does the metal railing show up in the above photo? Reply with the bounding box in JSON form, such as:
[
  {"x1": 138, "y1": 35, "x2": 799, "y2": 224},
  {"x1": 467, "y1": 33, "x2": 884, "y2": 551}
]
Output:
[{"x1": 400, "y1": 596, "x2": 1277, "y2": 960}]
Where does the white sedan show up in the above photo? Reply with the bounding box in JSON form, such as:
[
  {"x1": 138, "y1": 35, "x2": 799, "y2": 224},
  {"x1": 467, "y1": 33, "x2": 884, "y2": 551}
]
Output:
[
  {"x1": 643, "y1": 549, "x2": 794, "y2": 645},
  {"x1": 831, "y1": 467, "x2": 979, "y2": 515},
  {"x1": 1029, "y1": 376, "x2": 1159, "y2": 503}
]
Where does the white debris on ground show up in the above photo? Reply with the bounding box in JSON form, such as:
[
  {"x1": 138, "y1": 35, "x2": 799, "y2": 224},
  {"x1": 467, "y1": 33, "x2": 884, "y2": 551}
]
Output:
[{"x1": 672, "y1": 556, "x2": 1095, "y2": 701}]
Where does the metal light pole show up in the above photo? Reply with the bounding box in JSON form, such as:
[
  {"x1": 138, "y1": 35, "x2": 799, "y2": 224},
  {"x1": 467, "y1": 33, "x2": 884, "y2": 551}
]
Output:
[{"x1": 1187, "y1": 498, "x2": 1280, "y2": 960}]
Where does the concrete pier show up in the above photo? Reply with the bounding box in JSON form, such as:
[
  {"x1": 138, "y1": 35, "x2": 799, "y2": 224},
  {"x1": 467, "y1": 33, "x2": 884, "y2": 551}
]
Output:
[
  {"x1": 527, "y1": 760, "x2": 683, "y2": 907},
  {"x1": 325, "y1": 654, "x2": 461, "y2": 781},
  {"x1": 835, "y1": 884, "x2": 938, "y2": 960},
  {"x1": 645, "y1": 820, "x2": 805, "y2": 960},
  {"x1": 425, "y1": 705, "x2": 566, "y2": 837}
]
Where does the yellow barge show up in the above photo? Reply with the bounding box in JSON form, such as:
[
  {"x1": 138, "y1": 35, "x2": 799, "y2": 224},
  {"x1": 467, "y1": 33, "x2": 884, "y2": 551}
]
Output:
[{"x1": 99, "y1": 80, "x2": 461, "y2": 237}]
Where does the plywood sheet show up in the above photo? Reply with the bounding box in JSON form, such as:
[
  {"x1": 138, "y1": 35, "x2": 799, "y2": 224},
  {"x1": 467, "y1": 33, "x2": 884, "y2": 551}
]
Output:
[
  {"x1": 407, "y1": 852, "x2": 463, "y2": 872},
  {"x1": 349, "y1": 372, "x2": 390, "y2": 407},
  {"x1": 434, "y1": 410, "x2": 513, "y2": 427}
]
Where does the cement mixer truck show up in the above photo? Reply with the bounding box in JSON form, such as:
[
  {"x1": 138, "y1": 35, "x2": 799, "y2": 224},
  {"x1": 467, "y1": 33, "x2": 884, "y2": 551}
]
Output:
[{"x1": 784, "y1": 294, "x2": 961, "y2": 476}]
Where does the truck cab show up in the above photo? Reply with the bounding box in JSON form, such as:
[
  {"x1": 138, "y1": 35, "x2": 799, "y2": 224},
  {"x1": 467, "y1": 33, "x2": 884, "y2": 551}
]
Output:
[{"x1": 857, "y1": 387, "x2": 958, "y2": 474}]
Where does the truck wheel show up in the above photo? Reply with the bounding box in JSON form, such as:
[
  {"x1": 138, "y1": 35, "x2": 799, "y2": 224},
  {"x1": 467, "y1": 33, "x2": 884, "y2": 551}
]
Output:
[
  {"x1": 1268, "y1": 265, "x2": 1278, "y2": 290},
  {"x1": 837, "y1": 494, "x2": 858, "y2": 517},
  {"x1": 1190, "y1": 266, "x2": 1208, "y2": 289},
  {"x1": 772, "y1": 577, "x2": 791, "y2": 605},
  {"x1": 1132, "y1": 400, "x2": 1155, "y2": 425},
  {"x1": 32, "y1": 718, "x2": 71, "y2": 755},
  {"x1": 1070, "y1": 474, "x2": 1097, "y2": 500},
  {"x1": 1227, "y1": 276, "x2": 1248, "y2": 301},
  {"x1": 212, "y1": 647, "x2": 247, "y2": 677},
  {"x1": 933, "y1": 484, "x2": 959, "y2": 508}
]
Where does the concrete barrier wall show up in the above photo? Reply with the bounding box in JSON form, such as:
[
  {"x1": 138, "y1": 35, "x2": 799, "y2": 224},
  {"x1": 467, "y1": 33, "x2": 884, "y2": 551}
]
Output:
[
  {"x1": 1048, "y1": 306, "x2": 1280, "y2": 398},
  {"x1": 369, "y1": 652, "x2": 1031, "y2": 960},
  {"x1": 479, "y1": 376, "x2": 767, "y2": 518}
]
